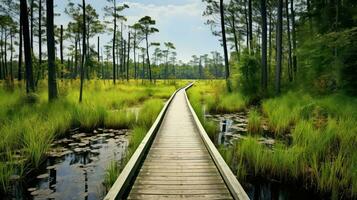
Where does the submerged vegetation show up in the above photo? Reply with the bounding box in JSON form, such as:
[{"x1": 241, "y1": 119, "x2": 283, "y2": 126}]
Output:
[
  {"x1": 188, "y1": 81, "x2": 357, "y2": 199},
  {"x1": 0, "y1": 80, "x2": 178, "y2": 193}
]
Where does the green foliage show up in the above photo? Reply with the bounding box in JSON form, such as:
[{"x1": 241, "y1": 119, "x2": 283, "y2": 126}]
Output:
[
  {"x1": 299, "y1": 27, "x2": 357, "y2": 95},
  {"x1": 238, "y1": 52, "x2": 261, "y2": 96}
]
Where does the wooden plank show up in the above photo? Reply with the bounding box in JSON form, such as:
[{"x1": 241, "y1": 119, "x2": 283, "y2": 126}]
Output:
[
  {"x1": 132, "y1": 184, "x2": 228, "y2": 190},
  {"x1": 129, "y1": 189, "x2": 230, "y2": 195},
  {"x1": 127, "y1": 194, "x2": 233, "y2": 200},
  {"x1": 140, "y1": 168, "x2": 218, "y2": 173},
  {"x1": 134, "y1": 180, "x2": 225, "y2": 185}
]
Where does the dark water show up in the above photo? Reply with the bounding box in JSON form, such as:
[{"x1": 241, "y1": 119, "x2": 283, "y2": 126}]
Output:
[
  {"x1": 9, "y1": 128, "x2": 129, "y2": 200},
  {"x1": 244, "y1": 178, "x2": 323, "y2": 200},
  {"x1": 205, "y1": 112, "x2": 325, "y2": 200},
  {"x1": 206, "y1": 112, "x2": 276, "y2": 148}
]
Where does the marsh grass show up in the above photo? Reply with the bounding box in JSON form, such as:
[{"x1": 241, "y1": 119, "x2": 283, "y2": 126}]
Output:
[
  {"x1": 215, "y1": 93, "x2": 247, "y2": 113},
  {"x1": 137, "y1": 99, "x2": 163, "y2": 129},
  {"x1": 203, "y1": 120, "x2": 218, "y2": 141},
  {"x1": 103, "y1": 160, "x2": 121, "y2": 189},
  {"x1": 247, "y1": 109, "x2": 262, "y2": 134},
  {"x1": 104, "y1": 110, "x2": 136, "y2": 129},
  {"x1": 188, "y1": 81, "x2": 357, "y2": 198},
  {"x1": 0, "y1": 80, "x2": 177, "y2": 192},
  {"x1": 103, "y1": 101, "x2": 164, "y2": 189}
]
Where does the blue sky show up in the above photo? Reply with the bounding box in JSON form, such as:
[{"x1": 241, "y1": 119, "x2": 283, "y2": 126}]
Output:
[{"x1": 55, "y1": 0, "x2": 222, "y2": 62}]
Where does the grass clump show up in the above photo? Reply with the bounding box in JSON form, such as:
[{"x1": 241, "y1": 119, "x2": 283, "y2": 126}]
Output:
[
  {"x1": 103, "y1": 161, "x2": 121, "y2": 188},
  {"x1": 247, "y1": 109, "x2": 262, "y2": 134},
  {"x1": 203, "y1": 120, "x2": 218, "y2": 141},
  {"x1": 137, "y1": 99, "x2": 163, "y2": 129},
  {"x1": 104, "y1": 110, "x2": 136, "y2": 129},
  {"x1": 72, "y1": 104, "x2": 106, "y2": 131},
  {"x1": 216, "y1": 92, "x2": 247, "y2": 113}
]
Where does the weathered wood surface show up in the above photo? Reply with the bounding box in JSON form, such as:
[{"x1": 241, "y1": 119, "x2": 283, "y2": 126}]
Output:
[
  {"x1": 105, "y1": 85, "x2": 249, "y2": 200},
  {"x1": 127, "y1": 89, "x2": 234, "y2": 199}
]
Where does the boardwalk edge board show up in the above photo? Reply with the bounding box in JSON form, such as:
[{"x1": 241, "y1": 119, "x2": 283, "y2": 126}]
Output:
[
  {"x1": 104, "y1": 83, "x2": 194, "y2": 200},
  {"x1": 183, "y1": 84, "x2": 250, "y2": 200}
]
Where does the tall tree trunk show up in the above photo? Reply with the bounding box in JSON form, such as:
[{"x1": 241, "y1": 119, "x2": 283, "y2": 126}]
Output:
[
  {"x1": 127, "y1": 32, "x2": 130, "y2": 82},
  {"x1": 231, "y1": 12, "x2": 239, "y2": 59},
  {"x1": 0, "y1": 30, "x2": 2, "y2": 80},
  {"x1": 0, "y1": 31, "x2": 2, "y2": 80},
  {"x1": 275, "y1": 0, "x2": 283, "y2": 95},
  {"x1": 18, "y1": 23, "x2": 23, "y2": 81},
  {"x1": 4, "y1": 29, "x2": 8, "y2": 78},
  {"x1": 244, "y1": 0, "x2": 249, "y2": 49},
  {"x1": 46, "y1": 0, "x2": 58, "y2": 100},
  {"x1": 290, "y1": 0, "x2": 297, "y2": 76},
  {"x1": 261, "y1": 0, "x2": 268, "y2": 91},
  {"x1": 133, "y1": 31, "x2": 137, "y2": 79},
  {"x1": 123, "y1": 39, "x2": 126, "y2": 80},
  {"x1": 21, "y1": 0, "x2": 35, "y2": 93},
  {"x1": 248, "y1": 0, "x2": 253, "y2": 54},
  {"x1": 268, "y1": 11, "x2": 273, "y2": 80},
  {"x1": 30, "y1": 0, "x2": 34, "y2": 50},
  {"x1": 10, "y1": 31, "x2": 13, "y2": 82},
  {"x1": 307, "y1": 0, "x2": 312, "y2": 32},
  {"x1": 97, "y1": 36, "x2": 100, "y2": 62},
  {"x1": 60, "y1": 25, "x2": 64, "y2": 80},
  {"x1": 120, "y1": 23, "x2": 123, "y2": 78},
  {"x1": 219, "y1": 0, "x2": 231, "y2": 92},
  {"x1": 141, "y1": 52, "x2": 145, "y2": 82},
  {"x1": 39, "y1": 0, "x2": 43, "y2": 78},
  {"x1": 165, "y1": 51, "x2": 168, "y2": 79},
  {"x1": 145, "y1": 33, "x2": 152, "y2": 82},
  {"x1": 79, "y1": 0, "x2": 86, "y2": 102},
  {"x1": 74, "y1": 36, "x2": 78, "y2": 78},
  {"x1": 112, "y1": 0, "x2": 116, "y2": 84},
  {"x1": 86, "y1": 23, "x2": 90, "y2": 80},
  {"x1": 286, "y1": 0, "x2": 293, "y2": 82}
]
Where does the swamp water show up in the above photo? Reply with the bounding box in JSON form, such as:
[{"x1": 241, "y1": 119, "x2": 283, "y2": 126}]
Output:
[
  {"x1": 205, "y1": 112, "x2": 324, "y2": 200},
  {"x1": 9, "y1": 128, "x2": 129, "y2": 200}
]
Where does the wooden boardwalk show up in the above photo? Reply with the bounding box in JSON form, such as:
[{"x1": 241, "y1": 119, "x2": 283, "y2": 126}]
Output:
[
  {"x1": 128, "y1": 89, "x2": 232, "y2": 199},
  {"x1": 104, "y1": 85, "x2": 249, "y2": 200}
]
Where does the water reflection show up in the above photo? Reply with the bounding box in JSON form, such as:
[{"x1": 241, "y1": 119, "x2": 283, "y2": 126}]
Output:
[
  {"x1": 245, "y1": 179, "x2": 323, "y2": 200},
  {"x1": 12, "y1": 129, "x2": 129, "y2": 200},
  {"x1": 218, "y1": 119, "x2": 233, "y2": 145}
]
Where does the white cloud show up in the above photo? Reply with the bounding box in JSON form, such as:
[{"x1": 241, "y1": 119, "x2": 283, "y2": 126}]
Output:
[{"x1": 123, "y1": 1, "x2": 203, "y2": 24}]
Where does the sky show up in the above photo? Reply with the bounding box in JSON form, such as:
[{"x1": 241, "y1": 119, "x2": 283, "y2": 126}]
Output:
[{"x1": 54, "y1": 0, "x2": 222, "y2": 62}]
